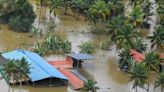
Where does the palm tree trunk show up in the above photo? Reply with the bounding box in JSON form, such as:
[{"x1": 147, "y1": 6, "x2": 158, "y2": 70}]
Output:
[
  {"x1": 161, "y1": 86, "x2": 163, "y2": 92},
  {"x1": 126, "y1": 37, "x2": 135, "y2": 49},
  {"x1": 147, "y1": 83, "x2": 150, "y2": 92},
  {"x1": 38, "y1": 6, "x2": 42, "y2": 28},
  {"x1": 8, "y1": 85, "x2": 10, "y2": 92},
  {"x1": 8, "y1": 76, "x2": 11, "y2": 92},
  {"x1": 43, "y1": 1, "x2": 47, "y2": 20},
  {"x1": 19, "y1": 79, "x2": 22, "y2": 92}
]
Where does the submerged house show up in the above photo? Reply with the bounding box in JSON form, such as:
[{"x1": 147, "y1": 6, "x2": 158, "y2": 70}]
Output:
[
  {"x1": 49, "y1": 53, "x2": 94, "y2": 69},
  {"x1": 1, "y1": 49, "x2": 68, "y2": 86}
]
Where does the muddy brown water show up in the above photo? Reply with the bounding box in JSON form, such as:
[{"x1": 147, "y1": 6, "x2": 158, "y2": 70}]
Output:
[{"x1": 0, "y1": 0, "x2": 161, "y2": 92}]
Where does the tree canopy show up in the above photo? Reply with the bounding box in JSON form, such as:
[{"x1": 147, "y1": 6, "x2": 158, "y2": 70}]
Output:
[{"x1": 0, "y1": 0, "x2": 36, "y2": 32}]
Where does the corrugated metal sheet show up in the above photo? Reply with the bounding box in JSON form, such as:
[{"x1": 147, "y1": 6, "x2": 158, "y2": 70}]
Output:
[
  {"x1": 2, "y1": 49, "x2": 67, "y2": 81},
  {"x1": 59, "y1": 68, "x2": 84, "y2": 89},
  {"x1": 67, "y1": 53, "x2": 94, "y2": 60}
]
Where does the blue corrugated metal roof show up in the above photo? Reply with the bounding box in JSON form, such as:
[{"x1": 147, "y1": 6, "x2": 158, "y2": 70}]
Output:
[
  {"x1": 67, "y1": 53, "x2": 94, "y2": 60},
  {"x1": 2, "y1": 49, "x2": 67, "y2": 81}
]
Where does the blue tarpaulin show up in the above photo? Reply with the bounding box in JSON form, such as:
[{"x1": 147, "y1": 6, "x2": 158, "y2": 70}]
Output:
[
  {"x1": 2, "y1": 49, "x2": 67, "y2": 81},
  {"x1": 67, "y1": 53, "x2": 94, "y2": 60}
]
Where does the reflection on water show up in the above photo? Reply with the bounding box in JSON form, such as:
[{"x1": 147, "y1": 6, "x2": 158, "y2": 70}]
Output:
[{"x1": 12, "y1": 86, "x2": 67, "y2": 92}]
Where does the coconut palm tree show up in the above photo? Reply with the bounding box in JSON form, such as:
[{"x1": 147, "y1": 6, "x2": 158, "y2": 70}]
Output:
[
  {"x1": 148, "y1": 26, "x2": 164, "y2": 51},
  {"x1": 118, "y1": 47, "x2": 132, "y2": 69},
  {"x1": 127, "y1": 5, "x2": 144, "y2": 27},
  {"x1": 3, "y1": 59, "x2": 17, "y2": 92},
  {"x1": 107, "y1": 0, "x2": 124, "y2": 16},
  {"x1": 107, "y1": 15, "x2": 125, "y2": 42},
  {"x1": 49, "y1": 0, "x2": 64, "y2": 17},
  {"x1": 70, "y1": 0, "x2": 86, "y2": 18},
  {"x1": 129, "y1": 0, "x2": 143, "y2": 7},
  {"x1": 15, "y1": 57, "x2": 31, "y2": 92},
  {"x1": 157, "y1": 0, "x2": 164, "y2": 25},
  {"x1": 88, "y1": 0, "x2": 110, "y2": 23},
  {"x1": 129, "y1": 63, "x2": 149, "y2": 92},
  {"x1": 133, "y1": 37, "x2": 147, "y2": 53},
  {"x1": 142, "y1": 0, "x2": 153, "y2": 20},
  {"x1": 115, "y1": 24, "x2": 139, "y2": 49},
  {"x1": 143, "y1": 52, "x2": 161, "y2": 72},
  {"x1": 154, "y1": 72, "x2": 164, "y2": 92},
  {"x1": 3, "y1": 59, "x2": 17, "y2": 84}
]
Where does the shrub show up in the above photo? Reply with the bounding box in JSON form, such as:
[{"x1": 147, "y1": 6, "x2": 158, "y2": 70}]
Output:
[
  {"x1": 33, "y1": 35, "x2": 71, "y2": 55},
  {"x1": 78, "y1": 41, "x2": 94, "y2": 54},
  {"x1": 0, "y1": 0, "x2": 36, "y2": 32}
]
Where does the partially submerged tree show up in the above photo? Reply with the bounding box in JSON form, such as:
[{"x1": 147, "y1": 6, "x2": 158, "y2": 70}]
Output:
[
  {"x1": 129, "y1": 63, "x2": 149, "y2": 92},
  {"x1": 78, "y1": 41, "x2": 94, "y2": 54},
  {"x1": 148, "y1": 26, "x2": 164, "y2": 51},
  {"x1": 3, "y1": 57, "x2": 31, "y2": 92},
  {"x1": 82, "y1": 80, "x2": 97, "y2": 92},
  {"x1": 115, "y1": 24, "x2": 139, "y2": 49},
  {"x1": 0, "y1": 0, "x2": 36, "y2": 32},
  {"x1": 142, "y1": 52, "x2": 161, "y2": 72},
  {"x1": 154, "y1": 72, "x2": 164, "y2": 92}
]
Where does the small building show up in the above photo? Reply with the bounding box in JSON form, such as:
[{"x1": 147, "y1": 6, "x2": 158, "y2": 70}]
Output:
[
  {"x1": 49, "y1": 53, "x2": 94, "y2": 69},
  {"x1": 67, "y1": 53, "x2": 94, "y2": 69},
  {"x1": 1, "y1": 49, "x2": 68, "y2": 86}
]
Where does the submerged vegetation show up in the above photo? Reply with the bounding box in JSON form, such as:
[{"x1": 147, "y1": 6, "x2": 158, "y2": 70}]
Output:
[
  {"x1": 82, "y1": 80, "x2": 98, "y2": 92},
  {"x1": 0, "y1": 0, "x2": 36, "y2": 32},
  {"x1": 2, "y1": 57, "x2": 31, "y2": 90},
  {"x1": 78, "y1": 41, "x2": 94, "y2": 54},
  {"x1": 33, "y1": 34, "x2": 71, "y2": 55}
]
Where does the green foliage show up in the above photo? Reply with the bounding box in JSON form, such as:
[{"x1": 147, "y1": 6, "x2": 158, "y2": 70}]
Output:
[
  {"x1": 0, "y1": 0, "x2": 36, "y2": 32},
  {"x1": 133, "y1": 38, "x2": 147, "y2": 52},
  {"x1": 115, "y1": 24, "x2": 139, "y2": 49},
  {"x1": 33, "y1": 42, "x2": 47, "y2": 55},
  {"x1": 15, "y1": 57, "x2": 31, "y2": 80},
  {"x1": 154, "y1": 72, "x2": 164, "y2": 92},
  {"x1": 2, "y1": 59, "x2": 17, "y2": 83},
  {"x1": 8, "y1": 16, "x2": 32, "y2": 32},
  {"x1": 107, "y1": 15, "x2": 125, "y2": 41},
  {"x1": 78, "y1": 41, "x2": 94, "y2": 54},
  {"x1": 118, "y1": 47, "x2": 131, "y2": 69},
  {"x1": 148, "y1": 26, "x2": 164, "y2": 50},
  {"x1": 49, "y1": 0, "x2": 64, "y2": 16},
  {"x1": 71, "y1": 0, "x2": 87, "y2": 13},
  {"x1": 82, "y1": 80, "x2": 97, "y2": 92},
  {"x1": 129, "y1": 63, "x2": 149, "y2": 91},
  {"x1": 127, "y1": 5, "x2": 144, "y2": 27},
  {"x1": 47, "y1": 20, "x2": 57, "y2": 33},
  {"x1": 107, "y1": 0, "x2": 124, "y2": 16},
  {"x1": 3, "y1": 57, "x2": 31, "y2": 84},
  {"x1": 142, "y1": 52, "x2": 161, "y2": 72},
  {"x1": 31, "y1": 27, "x2": 40, "y2": 37},
  {"x1": 33, "y1": 34, "x2": 71, "y2": 55},
  {"x1": 88, "y1": 0, "x2": 110, "y2": 23},
  {"x1": 157, "y1": 0, "x2": 164, "y2": 26}
]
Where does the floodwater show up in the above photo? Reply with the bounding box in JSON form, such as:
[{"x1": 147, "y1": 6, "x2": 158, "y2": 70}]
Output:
[{"x1": 0, "y1": 0, "x2": 161, "y2": 92}]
